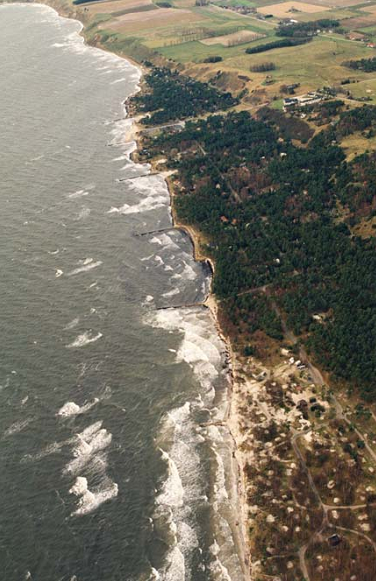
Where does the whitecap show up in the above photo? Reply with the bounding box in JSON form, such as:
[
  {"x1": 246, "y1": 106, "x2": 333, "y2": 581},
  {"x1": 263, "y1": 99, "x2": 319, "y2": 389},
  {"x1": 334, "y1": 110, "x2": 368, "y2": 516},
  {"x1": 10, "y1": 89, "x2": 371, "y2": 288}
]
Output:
[
  {"x1": 67, "y1": 260, "x2": 102, "y2": 276},
  {"x1": 64, "y1": 317, "x2": 79, "y2": 330},
  {"x1": 162, "y1": 288, "x2": 180, "y2": 298},
  {"x1": 157, "y1": 450, "x2": 184, "y2": 508},
  {"x1": 154, "y1": 255, "x2": 164, "y2": 267},
  {"x1": 108, "y1": 175, "x2": 169, "y2": 215},
  {"x1": 4, "y1": 418, "x2": 32, "y2": 437},
  {"x1": 172, "y1": 262, "x2": 196, "y2": 281},
  {"x1": 67, "y1": 189, "x2": 89, "y2": 199},
  {"x1": 57, "y1": 398, "x2": 99, "y2": 417},
  {"x1": 110, "y1": 77, "x2": 126, "y2": 85},
  {"x1": 69, "y1": 476, "x2": 118, "y2": 517},
  {"x1": 208, "y1": 541, "x2": 232, "y2": 581},
  {"x1": 148, "y1": 308, "x2": 222, "y2": 394},
  {"x1": 66, "y1": 331, "x2": 102, "y2": 348},
  {"x1": 150, "y1": 234, "x2": 179, "y2": 250},
  {"x1": 75, "y1": 206, "x2": 91, "y2": 221},
  {"x1": 63, "y1": 421, "x2": 112, "y2": 476}
]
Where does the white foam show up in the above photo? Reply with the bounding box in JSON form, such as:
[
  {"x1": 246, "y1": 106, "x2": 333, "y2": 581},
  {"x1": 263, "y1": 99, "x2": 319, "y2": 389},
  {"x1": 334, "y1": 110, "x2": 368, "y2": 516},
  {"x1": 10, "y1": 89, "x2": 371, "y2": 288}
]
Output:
[
  {"x1": 148, "y1": 308, "x2": 222, "y2": 394},
  {"x1": 150, "y1": 234, "x2": 179, "y2": 250},
  {"x1": 67, "y1": 260, "x2": 102, "y2": 276},
  {"x1": 67, "y1": 331, "x2": 102, "y2": 348},
  {"x1": 153, "y1": 402, "x2": 205, "y2": 580},
  {"x1": 154, "y1": 255, "x2": 164, "y2": 267},
  {"x1": 209, "y1": 541, "x2": 232, "y2": 581},
  {"x1": 4, "y1": 418, "x2": 32, "y2": 437},
  {"x1": 76, "y1": 207, "x2": 91, "y2": 220},
  {"x1": 157, "y1": 546, "x2": 185, "y2": 581},
  {"x1": 64, "y1": 317, "x2": 79, "y2": 330},
  {"x1": 108, "y1": 194, "x2": 166, "y2": 215},
  {"x1": 23, "y1": 440, "x2": 70, "y2": 462},
  {"x1": 69, "y1": 475, "x2": 118, "y2": 517},
  {"x1": 109, "y1": 118, "x2": 135, "y2": 148},
  {"x1": 162, "y1": 288, "x2": 180, "y2": 298},
  {"x1": 68, "y1": 189, "x2": 89, "y2": 199},
  {"x1": 172, "y1": 261, "x2": 196, "y2": 282},
  {"x1": 111, "y1": 154, "x2": 127, "y2": 162},
  {"x1": 64, "y1": 421, "x2": 112, "y2": 476},
  {"x1": 157, "y1": 450, "x2": 184, "y2": 508},
  {"x1": 57, "y1": 398, "x2": 99, "y2": 417},
  {"x1": 108, "y1": 175, "x2": 169, "y2": 215},
  {"x1": 110, "y1": 77, "x2": 126, "y2": 85},
  {"x1": 149, "y1": 568, "x2": 161, "y2": 580}
]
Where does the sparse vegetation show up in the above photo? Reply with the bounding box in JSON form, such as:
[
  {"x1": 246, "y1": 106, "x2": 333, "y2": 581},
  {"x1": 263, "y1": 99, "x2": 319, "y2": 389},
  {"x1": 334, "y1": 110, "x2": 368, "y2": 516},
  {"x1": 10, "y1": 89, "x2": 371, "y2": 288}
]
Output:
[{"x1": 250, "y1": 62, "x2": 275, "y2": 72}]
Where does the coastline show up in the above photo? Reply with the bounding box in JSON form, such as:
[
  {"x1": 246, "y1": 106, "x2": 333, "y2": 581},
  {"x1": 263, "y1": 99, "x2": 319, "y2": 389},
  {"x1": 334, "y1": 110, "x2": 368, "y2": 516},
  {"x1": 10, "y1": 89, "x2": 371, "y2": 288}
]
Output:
[
  {"x1": 7, "y1": 4, "x2": 376, "y2": 581},
  {"x1": 135, "y1": 127, "x2": 252, "y2": 581},
  {"x1": 19, "y1": 1, "x2": 251, "y2": 578}
]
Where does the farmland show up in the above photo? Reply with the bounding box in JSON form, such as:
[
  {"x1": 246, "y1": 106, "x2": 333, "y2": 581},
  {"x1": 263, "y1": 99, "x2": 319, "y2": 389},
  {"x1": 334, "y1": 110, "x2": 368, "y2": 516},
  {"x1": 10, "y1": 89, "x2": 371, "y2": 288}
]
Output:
[
  {"x1": 258, "y1": 1, "x2": 331, "y2": 18},
  {"x1": 45, "y1": 0, "x2": 376, "y2": 106}
]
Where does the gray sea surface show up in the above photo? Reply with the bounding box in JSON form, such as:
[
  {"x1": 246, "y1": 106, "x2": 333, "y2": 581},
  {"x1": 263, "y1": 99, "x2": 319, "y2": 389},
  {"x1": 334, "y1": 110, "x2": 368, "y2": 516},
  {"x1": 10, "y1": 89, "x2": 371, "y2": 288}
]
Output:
[{"x1": 0, "y1": 5, "x2": 245, "y2": 580}]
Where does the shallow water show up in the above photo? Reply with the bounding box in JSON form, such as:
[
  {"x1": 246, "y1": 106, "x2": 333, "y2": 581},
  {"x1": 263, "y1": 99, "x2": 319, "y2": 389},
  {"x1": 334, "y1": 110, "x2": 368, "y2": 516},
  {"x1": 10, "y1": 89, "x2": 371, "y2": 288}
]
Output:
[{"x1": 0, "y1": 5, "x2": 245, "y2": 580}]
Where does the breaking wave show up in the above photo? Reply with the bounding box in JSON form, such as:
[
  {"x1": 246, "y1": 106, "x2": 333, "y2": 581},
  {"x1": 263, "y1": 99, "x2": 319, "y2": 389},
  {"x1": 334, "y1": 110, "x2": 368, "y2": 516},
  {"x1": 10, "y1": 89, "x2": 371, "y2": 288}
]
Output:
[{"x1": 66, "y1": 331, "x2": 103, "y2": 348}]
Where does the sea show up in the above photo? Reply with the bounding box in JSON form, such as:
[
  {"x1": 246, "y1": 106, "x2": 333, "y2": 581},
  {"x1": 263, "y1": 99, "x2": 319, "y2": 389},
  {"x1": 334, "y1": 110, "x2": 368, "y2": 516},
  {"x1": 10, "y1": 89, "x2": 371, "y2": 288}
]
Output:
[{"x1": 0, "y1": 5, "x2": 246, "y2": 580}]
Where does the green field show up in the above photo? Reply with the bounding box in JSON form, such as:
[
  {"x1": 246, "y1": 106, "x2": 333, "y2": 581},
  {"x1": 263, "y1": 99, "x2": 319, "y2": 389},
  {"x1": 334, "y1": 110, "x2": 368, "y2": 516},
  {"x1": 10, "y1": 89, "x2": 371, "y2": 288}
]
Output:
[{"x1": 61, "y1": 0, "x2": 376, "y2": 103}]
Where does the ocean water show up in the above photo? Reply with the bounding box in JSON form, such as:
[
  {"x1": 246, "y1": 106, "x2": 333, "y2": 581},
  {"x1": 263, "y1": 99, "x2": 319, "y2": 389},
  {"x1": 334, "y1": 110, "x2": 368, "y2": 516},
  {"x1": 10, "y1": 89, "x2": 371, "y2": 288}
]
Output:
[{"x1": 0, "y1": 5, "x2": 246, "y2": 580}]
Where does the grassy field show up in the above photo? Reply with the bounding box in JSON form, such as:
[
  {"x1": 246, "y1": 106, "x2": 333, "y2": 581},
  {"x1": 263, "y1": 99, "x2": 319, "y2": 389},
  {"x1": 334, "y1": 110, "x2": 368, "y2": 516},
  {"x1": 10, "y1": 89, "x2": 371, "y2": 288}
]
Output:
[{"x1": 61, "y1": 0, "x2": 376, "y2": 103}]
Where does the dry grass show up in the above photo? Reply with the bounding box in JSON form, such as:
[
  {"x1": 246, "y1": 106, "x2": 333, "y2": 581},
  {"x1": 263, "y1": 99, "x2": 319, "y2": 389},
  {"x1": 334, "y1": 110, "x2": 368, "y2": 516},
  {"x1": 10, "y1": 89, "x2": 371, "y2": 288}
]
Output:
[
  {"x1": 258, "y1": 1, "x2": 330, "y2": 17},
  {"x1": 361, "y1": 3, "x2": 376, "y2": 13},
  {"x1": 342, "y1": 14, "x2": 376, "y2": 28},
  {"x1": 294, "y1": 0, "x2": 370, "y2": 6},
  {"x1": 352, "y1": 215, "x2": 376, "y2": 237},
  {"x1": 342, "y1": 133, "x2": 376, "y2": 160},
  {"x1": 104, "y1": 7, "x2": 202, "y2": 32},
  {"x1": 201, "y1": 29, "x2": 265, "y2": 46},
  {"x1": 81, "y1": 0, "x2": 152, "y2": 16}
]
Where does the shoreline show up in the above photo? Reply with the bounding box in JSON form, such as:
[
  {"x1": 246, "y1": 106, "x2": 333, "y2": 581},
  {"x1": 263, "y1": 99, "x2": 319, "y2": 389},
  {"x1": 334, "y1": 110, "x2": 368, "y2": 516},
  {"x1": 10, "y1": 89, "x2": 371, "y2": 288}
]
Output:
[
  {"x1": 18, "y1": 2, "x2": 251, "y2": 578},
  {"x1": 134, "y1": 127, "x2": 251, "y2": 581}
]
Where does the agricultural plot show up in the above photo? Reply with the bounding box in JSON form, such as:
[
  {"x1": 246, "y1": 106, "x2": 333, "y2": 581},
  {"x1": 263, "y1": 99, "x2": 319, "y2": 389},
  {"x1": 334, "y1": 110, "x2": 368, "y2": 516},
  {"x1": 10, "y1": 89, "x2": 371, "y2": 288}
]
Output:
[
  {"x1": 292, "y1": 0, "x2": 370, "y2": 6},
  {"x1": 341, "y1": 14, "x2": 376, "y2": 28},
  {"x1": 157, "y1": 36, "x2": 266, "y2": 60},
  {"x1": 103, "y1": 7, "x2": 203, "y2": 33},
  {"x1": 80, "y1": 0, "x2": 153, "y2": 16},
  {"x1": 77, "y1": 0, "x2": 376, "y2": 104},
  {"x1": 227, "y1": 36, "x2": 370, "y2": 84},
  {"x1": 361, "y1": 3, "x2": 376, "y2": 12},
  {"x1": 258, "y1": 1, "x2": 330, "y2": 18},
  {"x1": 201, "y1": 29, "x2": 265, "y2": 45}
]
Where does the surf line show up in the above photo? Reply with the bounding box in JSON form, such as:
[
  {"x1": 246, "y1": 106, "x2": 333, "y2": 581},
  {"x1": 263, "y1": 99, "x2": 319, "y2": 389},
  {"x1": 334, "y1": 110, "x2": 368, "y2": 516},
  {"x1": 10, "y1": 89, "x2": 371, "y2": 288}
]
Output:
[{"x1": 126, "y1": 120, "x2": 250, "y2": 579}]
